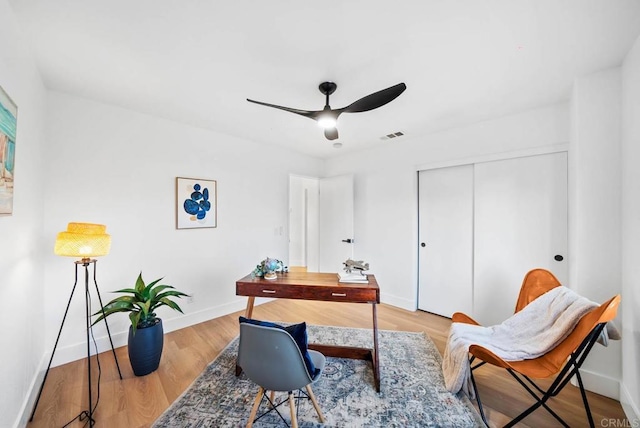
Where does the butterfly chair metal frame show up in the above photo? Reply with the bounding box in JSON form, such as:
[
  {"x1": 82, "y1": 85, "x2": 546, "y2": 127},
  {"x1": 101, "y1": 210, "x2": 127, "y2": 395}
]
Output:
[
  {"x1": 452, "y1": 268, "x2": 621, "y2": 428},
  {"x1": 238, "y1": 322, "x2": 326, "y2": 428}
]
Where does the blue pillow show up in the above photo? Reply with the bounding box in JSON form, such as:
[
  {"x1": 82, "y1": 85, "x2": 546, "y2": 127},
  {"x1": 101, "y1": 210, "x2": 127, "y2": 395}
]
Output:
[{"x1": 239, "y1": 316, "x2": 318, "y2": 377}]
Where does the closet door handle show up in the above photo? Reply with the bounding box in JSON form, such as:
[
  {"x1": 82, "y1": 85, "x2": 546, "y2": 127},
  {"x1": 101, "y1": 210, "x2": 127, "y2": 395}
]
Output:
[{"x1": 554, "y1": 255, "x2": 564, "y2": 262}]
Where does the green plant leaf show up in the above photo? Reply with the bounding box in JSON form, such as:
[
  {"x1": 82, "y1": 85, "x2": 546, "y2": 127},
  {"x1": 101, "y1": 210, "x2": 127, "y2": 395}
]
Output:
[
  {"x1": 111, "y1": 287, "x2": 138, "y2": 294},
  {"x1": 148, "y1": 284, "x2": 174, "y2": 300},
  {"x1": 93, "y1": 300, "x2": 136, "y2": 315},
  {"x1": 104, "y1": 296, "x2": 139, "y2": 305},
  {"x1": 135, "y1": 273, "x2": 146, "y2": 294},
  {"x1": 141, "y1": 277, "x2": 160, "y2": 298},
  {"x1": 157, "y1": 297, "x2": 184, "y2": 314},
  {"x1": 130, "y1": 312, "x2": 141, "y2": 335},
  {"x1": 92, "y1": 304, "x2": 137, "y2": 325},
  {"x1": 155, "y1": 290, "x2": 188, "y2": 300}
]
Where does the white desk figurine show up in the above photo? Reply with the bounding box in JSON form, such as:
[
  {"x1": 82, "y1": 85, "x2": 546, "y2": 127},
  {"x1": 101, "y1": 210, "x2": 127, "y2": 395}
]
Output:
[{"x1": 343, "y1": 258, "x2": 369, "y2": 273}]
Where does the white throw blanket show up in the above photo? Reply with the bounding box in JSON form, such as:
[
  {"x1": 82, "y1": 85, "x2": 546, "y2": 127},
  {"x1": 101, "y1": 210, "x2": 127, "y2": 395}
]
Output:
[{"x1": 442, "y1": 287, "x2": 620, "y2": 398}]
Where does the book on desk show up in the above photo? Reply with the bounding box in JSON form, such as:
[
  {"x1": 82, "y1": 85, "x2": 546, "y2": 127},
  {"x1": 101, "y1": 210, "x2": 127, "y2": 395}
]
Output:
[{"x1": 337, "y1": 271, "x2": 369, "y2": 283}]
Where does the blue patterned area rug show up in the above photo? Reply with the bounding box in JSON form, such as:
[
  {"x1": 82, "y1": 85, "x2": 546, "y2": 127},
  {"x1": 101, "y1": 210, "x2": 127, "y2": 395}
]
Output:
[{"x1": 153, "y1": 324, "x2": 483, "y2": 427}]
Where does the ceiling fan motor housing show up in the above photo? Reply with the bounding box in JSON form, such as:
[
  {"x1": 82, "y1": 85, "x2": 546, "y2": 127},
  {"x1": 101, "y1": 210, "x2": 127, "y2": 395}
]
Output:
[{"x1": 319, "y1": 81, "x2": 337, "y2": 96}]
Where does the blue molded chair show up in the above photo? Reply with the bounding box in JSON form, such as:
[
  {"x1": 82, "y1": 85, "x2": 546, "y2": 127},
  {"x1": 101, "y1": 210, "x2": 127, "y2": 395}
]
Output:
[{"x1": 238, "y1": 322, "x2": 326, "y2": 428}]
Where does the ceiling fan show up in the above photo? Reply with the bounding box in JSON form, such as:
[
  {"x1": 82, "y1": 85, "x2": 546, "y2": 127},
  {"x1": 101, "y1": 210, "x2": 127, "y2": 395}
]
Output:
[{"x1": 247, "y1": 82, "x2": 407, "y2": 140}]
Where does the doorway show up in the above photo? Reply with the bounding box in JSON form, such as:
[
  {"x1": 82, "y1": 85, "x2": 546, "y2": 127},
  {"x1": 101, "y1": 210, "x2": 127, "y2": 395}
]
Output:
[{"x1": 289, "y1": 174, "x2": 355, "y2": 273}]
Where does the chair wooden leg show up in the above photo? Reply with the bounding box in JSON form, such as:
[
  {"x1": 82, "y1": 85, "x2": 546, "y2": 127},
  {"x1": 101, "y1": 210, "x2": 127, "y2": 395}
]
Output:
[
  {"x1": 269, "y1": 390, "x2": 275, "y2": 407},
  {"x1": 288, "y1": 392, "x2": 298, "y2": 428},
  {"x1": 246, "y1": 386, "x2": 264, "y2": 428},
  {"x1": 306, "y1": 384, "x2": 325, "y2": 423}
]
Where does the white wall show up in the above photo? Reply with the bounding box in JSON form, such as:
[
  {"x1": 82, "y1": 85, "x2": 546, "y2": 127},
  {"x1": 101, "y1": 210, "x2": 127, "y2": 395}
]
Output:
[
  {"x1": 0, "y1": 1, "x2": 48, "y2": 427},
  {"x1": 569, "y1": 68, "x2": 622, "y2": 399},
  {"x1": 621, "y1": 35, "x2": 640, "y2": 422},
  {"x1": 39, "y1": 92, "x2": 323, "y2": 369},
  {"x1": 324, "y1": 103, "x2": 569, "y2": 310}
]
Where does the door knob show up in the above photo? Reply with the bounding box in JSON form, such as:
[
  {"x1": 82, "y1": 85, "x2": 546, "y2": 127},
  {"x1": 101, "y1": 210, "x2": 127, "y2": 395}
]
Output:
[
  {"x1": 342, "y1": 239, "x2": 353, "y2": 243},
  {"x1": 421, "y1": 242, "x2": 426, "y2": 247},
  {"x1": 554, "y1": 254, "x2": 564, "y2": 261}
]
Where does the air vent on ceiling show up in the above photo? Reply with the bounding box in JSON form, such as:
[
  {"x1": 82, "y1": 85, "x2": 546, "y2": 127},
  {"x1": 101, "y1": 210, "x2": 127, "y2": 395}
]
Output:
[{"x1": 380, "y1": 131, "x2": 405, "y2": 140}]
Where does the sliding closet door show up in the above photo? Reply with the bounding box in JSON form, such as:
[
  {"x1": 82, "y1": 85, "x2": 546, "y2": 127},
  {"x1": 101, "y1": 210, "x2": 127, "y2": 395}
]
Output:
[
  {"x1": 418, "y1": 165, "x2": 474, "y2": 317},
  {"x1": 473, "y1": 152, "x2": 568, "y2": 326}
]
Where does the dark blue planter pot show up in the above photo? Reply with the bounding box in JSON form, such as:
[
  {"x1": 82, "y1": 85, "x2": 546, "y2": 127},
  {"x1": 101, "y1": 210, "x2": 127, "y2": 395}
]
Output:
[{"x1": 128, "y1": 319, "x2": 164, "y2": 376}]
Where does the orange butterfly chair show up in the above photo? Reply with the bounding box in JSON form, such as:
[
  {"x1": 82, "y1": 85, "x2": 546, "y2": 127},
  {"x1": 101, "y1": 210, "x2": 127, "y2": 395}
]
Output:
[{"x1": 452, "y1": 268, "x2": 621, "y2": 428}]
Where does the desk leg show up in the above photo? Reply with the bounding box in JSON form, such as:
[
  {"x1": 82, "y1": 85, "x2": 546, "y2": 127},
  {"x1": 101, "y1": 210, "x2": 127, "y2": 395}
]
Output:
[
  {"x1": 236, "y1": 296, "x2": 256, "y2": 377},
  {"x1": 245, "y1": 296, "x2": 255, "y2": 318},
  {"x1": 372, "y1": 302, "x2": 380, "y2": 392}
]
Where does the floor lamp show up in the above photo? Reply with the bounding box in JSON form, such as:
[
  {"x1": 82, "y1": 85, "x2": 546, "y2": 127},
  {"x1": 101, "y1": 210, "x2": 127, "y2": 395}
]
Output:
[{"x1": 29, "y1": 222, "x2": 123, "y2": 426}]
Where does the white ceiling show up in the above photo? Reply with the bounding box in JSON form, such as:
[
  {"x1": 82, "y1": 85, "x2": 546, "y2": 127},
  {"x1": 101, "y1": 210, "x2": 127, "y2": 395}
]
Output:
[{"x1": 9, "y1": 0, "x2": 640, "y2": 159}]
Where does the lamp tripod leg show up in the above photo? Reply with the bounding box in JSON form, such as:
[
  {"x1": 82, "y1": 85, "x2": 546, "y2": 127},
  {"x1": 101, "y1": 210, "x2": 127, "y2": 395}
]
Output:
[
  {"x1": 91, "y1": 262, "x2": 123, "y2": 379},
  {"x1": 83, "y1": 266, "x2": 95, "y2": 427},
  {"x1": 29, "y1": 268, "x2": 81, "y2": 422}
]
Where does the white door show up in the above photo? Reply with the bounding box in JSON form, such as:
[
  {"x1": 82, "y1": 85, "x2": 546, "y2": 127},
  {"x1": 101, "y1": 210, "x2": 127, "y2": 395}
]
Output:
[
  {"x1": 418, "y1": 165, "x2": 474, "y2": 317},
  {"x1": 473, "y1": 152, "x2": 568, "y2": 325},
  {"x1": 319, "y1": 174, "x2": 354, "y2": 272}
]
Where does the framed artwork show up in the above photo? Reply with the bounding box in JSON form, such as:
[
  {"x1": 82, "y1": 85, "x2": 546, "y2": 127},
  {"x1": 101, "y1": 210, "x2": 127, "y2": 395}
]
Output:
[
  {"x1": 0, "y1": 85, "x2": 17, "y2": 215},
  {"x1": 176, "y1": 177, "x2": 217, "y2": 229}
]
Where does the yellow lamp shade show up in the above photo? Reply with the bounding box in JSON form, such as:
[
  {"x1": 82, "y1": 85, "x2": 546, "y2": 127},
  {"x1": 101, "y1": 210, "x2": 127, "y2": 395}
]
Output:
[{"x1": 54, "y1": 222, "x2": 111, "y2": 257}]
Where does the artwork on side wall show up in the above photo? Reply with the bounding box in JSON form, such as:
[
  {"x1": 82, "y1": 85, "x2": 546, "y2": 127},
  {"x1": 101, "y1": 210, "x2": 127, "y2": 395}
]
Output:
[
  {"x1": 0, "y1": 84, "x2": 17, "y2": 216},
  {"x1": 176, "y1": 177, "x2": 217, "y2": 229}
]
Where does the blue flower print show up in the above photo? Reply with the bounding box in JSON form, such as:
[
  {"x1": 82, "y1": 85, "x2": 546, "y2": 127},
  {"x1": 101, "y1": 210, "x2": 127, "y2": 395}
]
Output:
[{"x1": 183, "y1": 183, "x2": 211, "y2": 220}]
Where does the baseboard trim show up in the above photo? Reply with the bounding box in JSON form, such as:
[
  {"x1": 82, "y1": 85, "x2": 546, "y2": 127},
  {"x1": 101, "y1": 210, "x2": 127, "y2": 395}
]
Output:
[
  {"x1": 620, "y1": 383, "x2": 640, "y2": 425},
  {"x1": 570, "y1": 368, "x2": 620, "y2": 400},
  {"x1": 381, "y1": 292, "x2": 415, "y2": 311}
]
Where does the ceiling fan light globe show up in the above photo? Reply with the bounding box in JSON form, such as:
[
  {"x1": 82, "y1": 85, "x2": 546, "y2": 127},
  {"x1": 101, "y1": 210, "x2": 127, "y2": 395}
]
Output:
[{"x1": 317, "y1": 116, "x2": 337, "y2": 129}]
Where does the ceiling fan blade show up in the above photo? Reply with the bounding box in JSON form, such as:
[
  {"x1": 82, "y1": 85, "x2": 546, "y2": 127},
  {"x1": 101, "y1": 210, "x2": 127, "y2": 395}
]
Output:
[
  {"x1": 247, "y1": 98, "x2": 319, "y2": 120},
  {"x1": 341, "y1": 83, "x2": 407, "y2": 113},
  {"x1": 324, "y1": 127, "x2": 339, "y2": 140}
]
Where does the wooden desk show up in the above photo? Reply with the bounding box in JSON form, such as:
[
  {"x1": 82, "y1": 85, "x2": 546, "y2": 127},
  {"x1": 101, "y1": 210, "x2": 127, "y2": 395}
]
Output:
[{"x1": 236, "y1": 271, "x2": 381, "y2": 392}]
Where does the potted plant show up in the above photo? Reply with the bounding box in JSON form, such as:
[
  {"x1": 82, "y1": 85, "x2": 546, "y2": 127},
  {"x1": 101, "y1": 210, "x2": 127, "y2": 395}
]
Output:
[{"x1": 93, "y1": 272, "x2": 188, "y2": 376}]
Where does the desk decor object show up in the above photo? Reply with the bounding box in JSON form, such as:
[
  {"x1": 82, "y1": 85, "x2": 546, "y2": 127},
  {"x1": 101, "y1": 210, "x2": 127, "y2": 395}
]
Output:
[
  {"x1": 343, "y1": 258, "x2": 369, "y2": 273},
  {"x1": 339, "y1": 258, "x2": 370, "y2": 282},
  {"x1": 0, "y1": 84, "x2": 17, "y2": 215},
  {"x1": 176, "y1": 177, "x2": 217, "y2": 229},
  {"x1": 251, "y1": 257, "x2": 287, "y2": 280},
  {"x1": 30, "y1": 223, "x2": 123, "y2": 426},
  {"x1": 338, "y1": 270, "x2": 368, "y2": 283}
]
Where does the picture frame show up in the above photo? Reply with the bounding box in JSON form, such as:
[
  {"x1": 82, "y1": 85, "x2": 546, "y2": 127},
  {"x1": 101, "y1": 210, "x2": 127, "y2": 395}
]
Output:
[
  {"x1": 0, "y1": 84, "x2": 18, "y2": 216},
  {"x1": 176, "y1": 177, "x2": 217, "y2": 229}
]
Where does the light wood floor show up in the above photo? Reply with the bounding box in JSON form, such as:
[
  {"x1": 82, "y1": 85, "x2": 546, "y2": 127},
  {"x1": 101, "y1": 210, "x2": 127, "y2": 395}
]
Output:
[{"x1": 27, "y1": 299, "x2": 628, "y2": 427}]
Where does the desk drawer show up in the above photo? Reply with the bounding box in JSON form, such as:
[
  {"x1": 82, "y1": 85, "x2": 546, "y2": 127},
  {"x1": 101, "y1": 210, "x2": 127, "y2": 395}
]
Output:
[
  {"x1": 236, "y1": 283, "x2": 378, "y2": 303},
  {"x1": 311, "y1": 287, "x2": 378, "y2": 303}
]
